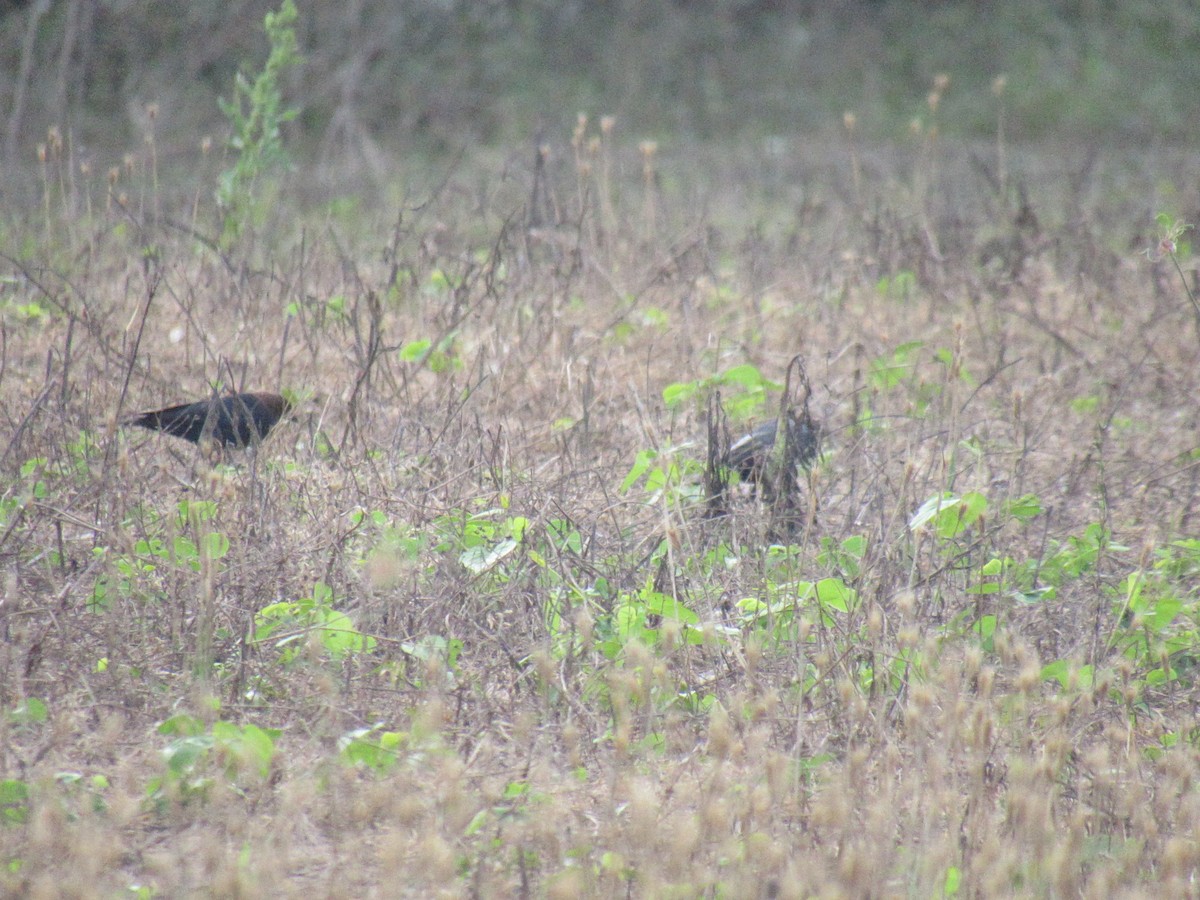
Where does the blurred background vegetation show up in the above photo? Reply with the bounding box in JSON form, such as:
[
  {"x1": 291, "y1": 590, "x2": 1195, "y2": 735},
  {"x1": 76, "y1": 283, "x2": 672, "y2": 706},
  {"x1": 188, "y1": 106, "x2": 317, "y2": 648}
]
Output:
[{"x1": 1, "y1": 0, "x2": 1198, "y2": 196}]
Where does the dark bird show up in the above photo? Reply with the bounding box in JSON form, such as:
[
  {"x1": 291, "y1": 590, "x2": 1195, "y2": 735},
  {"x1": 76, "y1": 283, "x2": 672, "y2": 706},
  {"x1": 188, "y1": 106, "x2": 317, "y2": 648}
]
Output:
[
  {"x1": 726, "y1": 413, "x2": 820, "y2": 483},
  {"x1": 123, "y1": 392, "x2": 293, "y2": 448}
]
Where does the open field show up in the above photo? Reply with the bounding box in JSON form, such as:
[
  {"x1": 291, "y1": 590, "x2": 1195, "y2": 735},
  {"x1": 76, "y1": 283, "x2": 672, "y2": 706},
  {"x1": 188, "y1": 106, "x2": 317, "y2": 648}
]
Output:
[{"x1": 3, "y1": 111, "x2": 1200, "y2": 897}]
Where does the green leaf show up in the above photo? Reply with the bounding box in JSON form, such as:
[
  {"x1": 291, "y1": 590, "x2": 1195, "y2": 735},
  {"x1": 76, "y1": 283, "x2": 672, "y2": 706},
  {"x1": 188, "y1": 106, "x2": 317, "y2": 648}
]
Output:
[
  {"x1": 0, "y1": 779, "x2": 29, "y2": 825},
  {"x1": 399, "y1": 339, "x2": 431, "y2": 362},
  {"x1": 662, "y1": 382, "x2": 696, "y2": 409},
  {"x1": 229, "y1": 724, "x2": 277, "y2": 777},
  {"x1": 973, "y1": 615, "x2": 996, "y2": 651},
  {"x1": 465, "y1": 808, "x2": 490, "y2": 835},
  {"x1": 909, "y1": 491, "x2": 987, "y2": 540},
  {"x1": 943, "y1": 865, "x2": 961, "y2": 896},
  {"x1": 841, "y1": 535, "x2": 866, "y2": 558},
  {"x1": 339, "y1": 724, "x2": 402, "y2": 772},
  {"x1": 642, "y1": 590, "x2": 700, "y2": 625},
  {"x1": 814, "y1": 578, "x2": 855, "y2": 613},
  {"x1": 318, "y1": 609, "x2": 375, "y2": 658},
  {"x1": 621, "y1": 449, "x2": 657, "y2": 493},
  {"x1": 910, "y1": 493, "x2": 957, "y2": 531},
  {"x1": 944, "y1": 491, "x2": 988, "y2": 539},
  {"x1": 460, "y1": 538, "x2": 518, "y2": 574},
  {"x1": 870, "y1": 341, "x2": 923, "y2": 389},
  {"x1": 1147, "y1": 596, "x2": 1183, "y2": 631},
  {"x1": 9, "y1": 698, "x2": 48, "y2": 725},
  {"x1": 202, "y1": 532, "x2": 230, "y2": 560},
  {"x1": 506, "y1": 517, "x2": 529, "y2": 541},
  {"x1": 502, "y1": 780, "x2": 530, "y2": 799},
  {"x1": 719, "y1": 364, "x2": 768, "y2": 389},
  {"x1": 614, "y1": 602, "x2": 647, "y2": 640},
  {"x1": 163, "y1": 735, "x2": 213, "y2": 775},
  {"x1": 1040, "y1": 659, "x2": 1069, "y2": 687},
  {"x1": 1006, "y1": 494, "x2": 1043, "y2": 521},
  {"x1": 158, "y1": 714, "x2": 205, "y2": 737}
]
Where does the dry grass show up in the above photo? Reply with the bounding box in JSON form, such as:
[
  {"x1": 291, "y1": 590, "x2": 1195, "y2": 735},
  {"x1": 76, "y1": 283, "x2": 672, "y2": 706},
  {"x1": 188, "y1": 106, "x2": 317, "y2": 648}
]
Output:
[{"x1": 3, "y1": 122, "x2": 1200, "y2": 897}]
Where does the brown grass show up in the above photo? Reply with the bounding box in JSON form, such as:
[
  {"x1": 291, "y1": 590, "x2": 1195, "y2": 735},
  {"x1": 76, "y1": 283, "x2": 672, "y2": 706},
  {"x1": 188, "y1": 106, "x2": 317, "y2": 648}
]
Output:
[{"x1": 2, "y1": 123, "x2": 1200, "y2": 897}]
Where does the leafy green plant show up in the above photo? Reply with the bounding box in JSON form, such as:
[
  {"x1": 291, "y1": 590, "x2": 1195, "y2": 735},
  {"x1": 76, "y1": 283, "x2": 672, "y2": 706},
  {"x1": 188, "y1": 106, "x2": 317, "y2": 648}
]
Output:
[
  {"x1": 611, "y1": 304, "x2": 672, "y2": 342},
  {"x1": 869, "y1": 341, "x2": 924, "y2": 392},
  {"x1": 8, "y1": 697, "x2": 48, "y2": 728},
  {"x1": 254, "y1": 581, "x2": 376, "y2": 664},
  {"x1": 424, "y1": 506, "x2": 623, "y2": 681},
  {"x1": 457, "y1": 514, "x2": 527, "y2": 575},
  {"x1": 1040, "y1": 660, "x2": 1094, "y2": 693},
  {"x1": 338, "y1": 708, "x2": 452, "y2": 774},
  {"x1": 876, "y1": 268, "x2": 918, "y2": 301},
  {"x1": 601, "y1": 583, "x2": 704, "y2": 659},
  {"x1": 0, "y1": 457, "x2": 47, "y2": 531},
  {"x1": 339, "y1": 723, "x2": 405, "y2": 773},
  {"x1": 89, "y1": 542, "x2": 162, "y2": 610},
  {"x1": 1036, "y1": 523, "x2": 1125, "y2": 594},
  {"x1": 2, "y1": 298, "x2": 49, "y2": 323},
  {"x1": 147, "y1": 713, "x2": 279, "y2": 808},
  {"x1": 909, "y1": 491, "x2": 988, "y2": 542},
  {"x1": 737, "y1": 576, "x2": 858, "y2": 643},
  {"x1": 216, "y1": 0, "x2": 301, "y2": 244},
  {"x1": 620, "y1": 444, "x2": 706, "y2": 507},
  {"x1": 856, "y1": 340, "x2": 936, "y2": 428},
  {"x1": 532, "y1": 519, "x2": 618, "y2": 660},
  {"x1": 62, "y1": 431, "x2": 100, "y2": 482},
  {"x1": 464, "y1": 778, "x2": 553, "y2": 844},
  {"x1": 362, "y1": 517, "x2": 427, "y2": 583},
  {"x1": 1107, "y1": 540, "x2": 1200, "y2": 689},
  {"x1": 89, "y1": 501, "x2": 229, "y2": 611},
  {"x1": 727, "y1": 540, "x2": 864, "y2": 667},
  {"x1": 0, "y1": 779, "x2": 29, "y2": 826},
  {"x1": 426, "y1": 504, "x2": 528, "y2": 581},
  {"x1": 817, "y1": 534, "x2": 867, "y2": 579},
  {"x1": 398, "y1": 635, "x2": 463, "y2": 675},
  {"x1": 399, "y1": 335, "x2": 463, "y2": 374},
  {"x1": 662, "y1": 363, "x2": 780, "y2": 420},
  {"x1": 340, "y1": 724, "x2": 400, "y2": 777},
  {"x1": 53, "y1": 772, "x2": 112, "y2": 817}
]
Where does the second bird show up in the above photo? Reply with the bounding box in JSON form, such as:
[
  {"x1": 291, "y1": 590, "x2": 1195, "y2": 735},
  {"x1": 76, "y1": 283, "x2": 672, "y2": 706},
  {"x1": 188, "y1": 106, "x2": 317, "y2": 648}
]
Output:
[
  {"x1": 726, "y1": 414, "x2": 821, "y2": 483},
  {"x1": 124, "y1": 392, "x2": 292, "y2": 448}
]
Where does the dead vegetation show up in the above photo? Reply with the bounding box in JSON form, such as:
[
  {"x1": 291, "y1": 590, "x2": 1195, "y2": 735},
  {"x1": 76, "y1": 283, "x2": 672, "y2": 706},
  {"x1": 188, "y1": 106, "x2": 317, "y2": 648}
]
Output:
[{"x1": 2, "y1": 120, "x2": 1200, "y2": 897}]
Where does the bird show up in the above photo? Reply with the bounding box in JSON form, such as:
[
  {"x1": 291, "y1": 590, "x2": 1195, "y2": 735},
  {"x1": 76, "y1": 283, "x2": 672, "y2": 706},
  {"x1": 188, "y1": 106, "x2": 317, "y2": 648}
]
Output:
[
  {"x1": 726, "y1": 413, "x2": 820, "y2": 483},
  {"x1": 123, "y1": 392, "x2": 293, "y2": 448}
]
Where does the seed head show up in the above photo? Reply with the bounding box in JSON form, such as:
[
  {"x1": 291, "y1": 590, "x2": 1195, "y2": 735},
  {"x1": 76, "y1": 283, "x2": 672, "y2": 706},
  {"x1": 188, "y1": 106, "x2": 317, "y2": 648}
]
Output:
[{"x1": 706, "y1": 701, "x2": 733, "y2": 759}]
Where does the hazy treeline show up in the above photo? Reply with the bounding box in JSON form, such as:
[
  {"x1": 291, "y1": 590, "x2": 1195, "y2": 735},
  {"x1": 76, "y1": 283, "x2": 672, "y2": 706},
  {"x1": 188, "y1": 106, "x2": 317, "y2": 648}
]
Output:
[{"x1": 1, "y1": 0, "x2": 1198, "y2": 173}]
